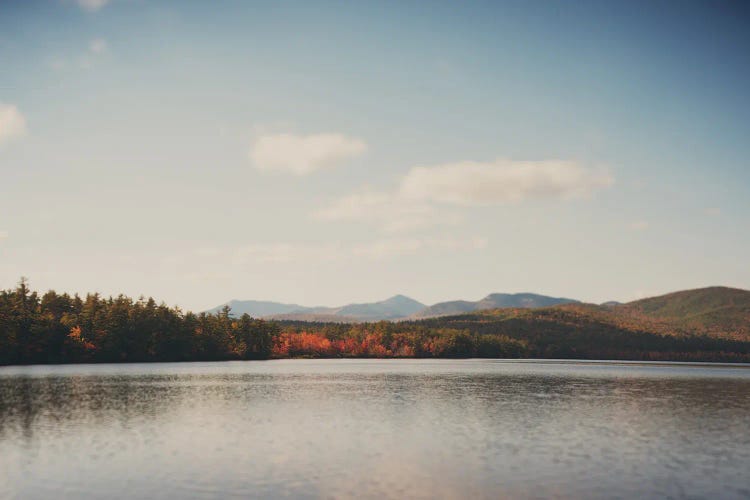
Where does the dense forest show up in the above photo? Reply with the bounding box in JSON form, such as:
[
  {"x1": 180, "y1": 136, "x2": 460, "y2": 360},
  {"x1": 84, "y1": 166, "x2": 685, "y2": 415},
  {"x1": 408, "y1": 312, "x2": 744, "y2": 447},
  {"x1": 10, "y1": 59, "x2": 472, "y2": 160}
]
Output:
[
  {"x1": 0, "y1": 279, "x2": 277, "y2": 365},
  {"x1": 1, "y1": 280, "x2": 749, "y2": 365}
]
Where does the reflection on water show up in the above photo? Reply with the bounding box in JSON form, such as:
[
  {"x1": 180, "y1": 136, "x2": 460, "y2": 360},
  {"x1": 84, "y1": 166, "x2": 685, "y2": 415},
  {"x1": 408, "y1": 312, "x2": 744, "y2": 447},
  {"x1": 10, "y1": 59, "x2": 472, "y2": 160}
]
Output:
[{"x1": 1, "y1": 359, "x2": 749, "y2": 499}]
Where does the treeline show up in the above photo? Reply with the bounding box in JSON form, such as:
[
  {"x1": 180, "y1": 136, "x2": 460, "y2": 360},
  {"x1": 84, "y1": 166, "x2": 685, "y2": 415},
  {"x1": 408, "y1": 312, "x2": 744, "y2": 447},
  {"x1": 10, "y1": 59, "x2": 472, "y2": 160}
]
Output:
[
  {"x1": 276, "y1": 307, "x2": 750, "y2": 362},
  {"x1": 0, "y1": 279, "x2": 525, "y2": 364},
  {"x1": 401, "y1": 306, "x2": 750, "y2": 362},
  {"x1": 2, "y1": 280, "x2": 750, "y2": 365},
  {"x1": 0, "y1": 280, "x2": 277, "y2": 365},
  {"x1": 272, "y1": 327, "x2": 527, "y2": 358}
]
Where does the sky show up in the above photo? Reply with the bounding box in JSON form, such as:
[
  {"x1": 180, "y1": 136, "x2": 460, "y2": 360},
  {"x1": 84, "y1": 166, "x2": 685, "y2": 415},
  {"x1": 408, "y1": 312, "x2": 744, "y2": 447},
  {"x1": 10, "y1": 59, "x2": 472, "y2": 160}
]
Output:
[{"x1": 1, "y1": 0, "x2": 749, "y2": 311}]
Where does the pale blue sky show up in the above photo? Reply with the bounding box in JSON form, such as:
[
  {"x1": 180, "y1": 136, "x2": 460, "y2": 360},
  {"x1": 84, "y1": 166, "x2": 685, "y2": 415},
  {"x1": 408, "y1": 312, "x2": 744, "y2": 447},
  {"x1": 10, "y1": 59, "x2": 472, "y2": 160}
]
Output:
[{"x1": 1, "y1": 0, "x2": 748, "y2": 310}]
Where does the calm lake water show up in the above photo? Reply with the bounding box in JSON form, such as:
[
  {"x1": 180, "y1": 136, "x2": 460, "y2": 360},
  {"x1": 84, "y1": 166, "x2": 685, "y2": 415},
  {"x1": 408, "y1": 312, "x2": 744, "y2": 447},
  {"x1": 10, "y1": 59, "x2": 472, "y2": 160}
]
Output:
[{"x1": 1, "y1": 359, "x2": 749, "y2": 499}]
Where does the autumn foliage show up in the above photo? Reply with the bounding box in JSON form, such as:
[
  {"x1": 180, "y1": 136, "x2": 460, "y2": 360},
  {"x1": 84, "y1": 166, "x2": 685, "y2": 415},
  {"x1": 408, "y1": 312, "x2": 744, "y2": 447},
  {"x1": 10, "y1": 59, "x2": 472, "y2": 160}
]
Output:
[
  {"x1": 272, "y1": 331, "x2": 421, "y2": 358},
  {"x1": 1, "y1": 280, "x2": 749, "y2": 365},
  {"x1": 271, "y1": 327, "x2": 529, "y2": 359}
]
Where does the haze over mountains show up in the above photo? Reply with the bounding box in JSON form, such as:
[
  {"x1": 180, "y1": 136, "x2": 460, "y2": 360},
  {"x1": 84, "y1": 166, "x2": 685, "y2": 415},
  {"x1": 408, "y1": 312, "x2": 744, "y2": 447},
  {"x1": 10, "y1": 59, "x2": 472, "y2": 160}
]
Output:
[
  {"x1": 208, "y1": 292, "x2": 579, "y2": 322},
  {"x1": 207, "y1": 286, "x2": 750, "y2": 349},
  {"x1": 413, "y1": 293, "x2": 579, "y2": 319}
]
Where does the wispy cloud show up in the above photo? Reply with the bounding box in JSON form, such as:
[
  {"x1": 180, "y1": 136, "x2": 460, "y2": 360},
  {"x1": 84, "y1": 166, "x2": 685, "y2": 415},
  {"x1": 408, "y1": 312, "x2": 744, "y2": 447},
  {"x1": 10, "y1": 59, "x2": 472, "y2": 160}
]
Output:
[
  {"x1": 76, "y1": 0, "x2": 110, "y2": 12},
  {"x1": 89, "y1": 38, "x2": 108, "y2": 54},
  {"x1": 0, "y1": 231, "x2": 8, "y2": 240},
  {"x1": 165, "y1": 236, "x2": 486, "y2": 271},
  {"x1": 80, "y1": 38, "x2": 109, "y2": 68},
  {"x1": 249, "y1": 132, "x2": 367, "y2": 175},
  {"x1": 400, "y1": 159, "x2": 613, "y2": 205},
  {"x1": 0, "y1": 104, "x2": 27, "y2": 146},
  {"x1": 50, "y1": 38, "x2": 109, "y2": 71},
  {"x1": 312, "y1": 190, "x2": 456, "y2": 232},
  {"x1": 315, "y1": 158, "x2": 612, "y2": 231}
]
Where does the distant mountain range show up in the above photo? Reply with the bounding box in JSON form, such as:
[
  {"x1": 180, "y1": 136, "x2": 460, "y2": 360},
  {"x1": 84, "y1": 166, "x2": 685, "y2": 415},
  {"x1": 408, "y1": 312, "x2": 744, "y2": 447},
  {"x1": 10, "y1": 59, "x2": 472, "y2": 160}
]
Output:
[
  {"x1": 207, "y1": 292, "x2": 579, "y2": 322},
  {"x1": 210, "y1": 287, "x2": 750, "y2": 356},
  {"x1": 412, "y1": 293, "x2": 578, "y2": 318}
]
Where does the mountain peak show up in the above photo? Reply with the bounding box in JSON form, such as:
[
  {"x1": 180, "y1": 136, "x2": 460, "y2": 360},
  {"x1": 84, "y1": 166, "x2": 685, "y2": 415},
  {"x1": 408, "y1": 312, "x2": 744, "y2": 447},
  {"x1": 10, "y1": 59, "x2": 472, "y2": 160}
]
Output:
[
  {"x1": 383, "y1": 294, "x2": 424, "y2": 305},
  {"x1": 335, "y1": 295, "x2": 425, "y2": 320},
  {"x1": 207, "y1": 292, "x2": 581, "y2": 322},
  {"x1": 476, "y1": 293, "x2": 578, "y2": 310}
]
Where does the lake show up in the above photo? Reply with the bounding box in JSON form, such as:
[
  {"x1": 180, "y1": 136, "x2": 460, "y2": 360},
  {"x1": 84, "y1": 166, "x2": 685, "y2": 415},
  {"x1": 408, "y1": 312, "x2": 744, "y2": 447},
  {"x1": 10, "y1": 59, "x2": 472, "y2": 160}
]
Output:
[{"x1": 1, "y1": 359, "x2": 749, "y2": 499}]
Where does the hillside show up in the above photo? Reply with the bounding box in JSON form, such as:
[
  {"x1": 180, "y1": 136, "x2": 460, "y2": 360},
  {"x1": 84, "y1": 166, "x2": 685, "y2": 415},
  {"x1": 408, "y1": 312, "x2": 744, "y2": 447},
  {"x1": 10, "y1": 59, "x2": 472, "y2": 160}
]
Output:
[
  {"x1": 385, "y1": 299, "x2": 750, "y2": 360},
  {"x1": 335, "y1": 294, "x2": 426, "y2": 320},
  {"x1": 412, "y1": 293, "x2": 578, "y2": 319},
  {"x1": 206, "y1": 299, "x2": 307, "y2": 317},
  {"x1": 273, "y1": 287, "x2": 750, "y2": 361},
  {"x1": 615, "y1": 286, "x2": 750, "y2": 341},
  {"x1": 275, "y1": 301, "x2": 750, "y2": 362},
  {"x1": 409, "y1": 287, "x2": 750, "y2": 343},
  {"x1": 410, "y1": 300, "x2": 476, "y2": 318},
  {"x1": 207, "y1": 286, "x2": 750, "y2": 357}
]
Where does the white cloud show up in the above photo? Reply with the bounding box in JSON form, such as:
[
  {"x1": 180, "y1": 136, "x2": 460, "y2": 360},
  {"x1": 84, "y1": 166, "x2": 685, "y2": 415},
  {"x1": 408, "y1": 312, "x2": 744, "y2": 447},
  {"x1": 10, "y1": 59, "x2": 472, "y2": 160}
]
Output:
[
  {"x1": 312, "y1": 190, "x2": 450, "y2": 232},
  {"x1": 705, "y1": 207, "x2": 721, "y2": 216},
  {"x1": 0, "y1": 104, "x2": 27, "y2": 146},
  {"x1": 250, "y1": 133, "x2": 367, "y2": 175},
  {"x1": 400, "y1": 159, "x2": 613, "y2": 205},
  {"x1": 0, "y1": 231, "x2": 8, "y2": 239},
  {"x1": 313, "y1": 158, "x2": 612, "y2": 232},
  {"x1": 77, "y1": 0, "x2": 110, "y2": 12},
  {"x1": 89, "y1": 38, "x2": 108, "y2": 54},
  {"x1": 628, "y1": 221, "x2": 649, "y2": 231}
]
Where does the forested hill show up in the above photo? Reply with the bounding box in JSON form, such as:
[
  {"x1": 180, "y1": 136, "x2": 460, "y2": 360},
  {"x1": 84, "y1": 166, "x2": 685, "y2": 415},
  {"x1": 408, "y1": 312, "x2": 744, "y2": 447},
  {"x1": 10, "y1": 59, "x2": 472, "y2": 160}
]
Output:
[
  {"x1": 1, "y1": 281, "x2": 749, "y2": 365},
  {"x1": 254, "y1": 287, "x2": 750, "y2": 362},
  {"x1": 615, "y1": 287, "x2": 750, "y2": 341},
  {"x1": 406, "y1": 286, "x2": 750, "y2": 343}
]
